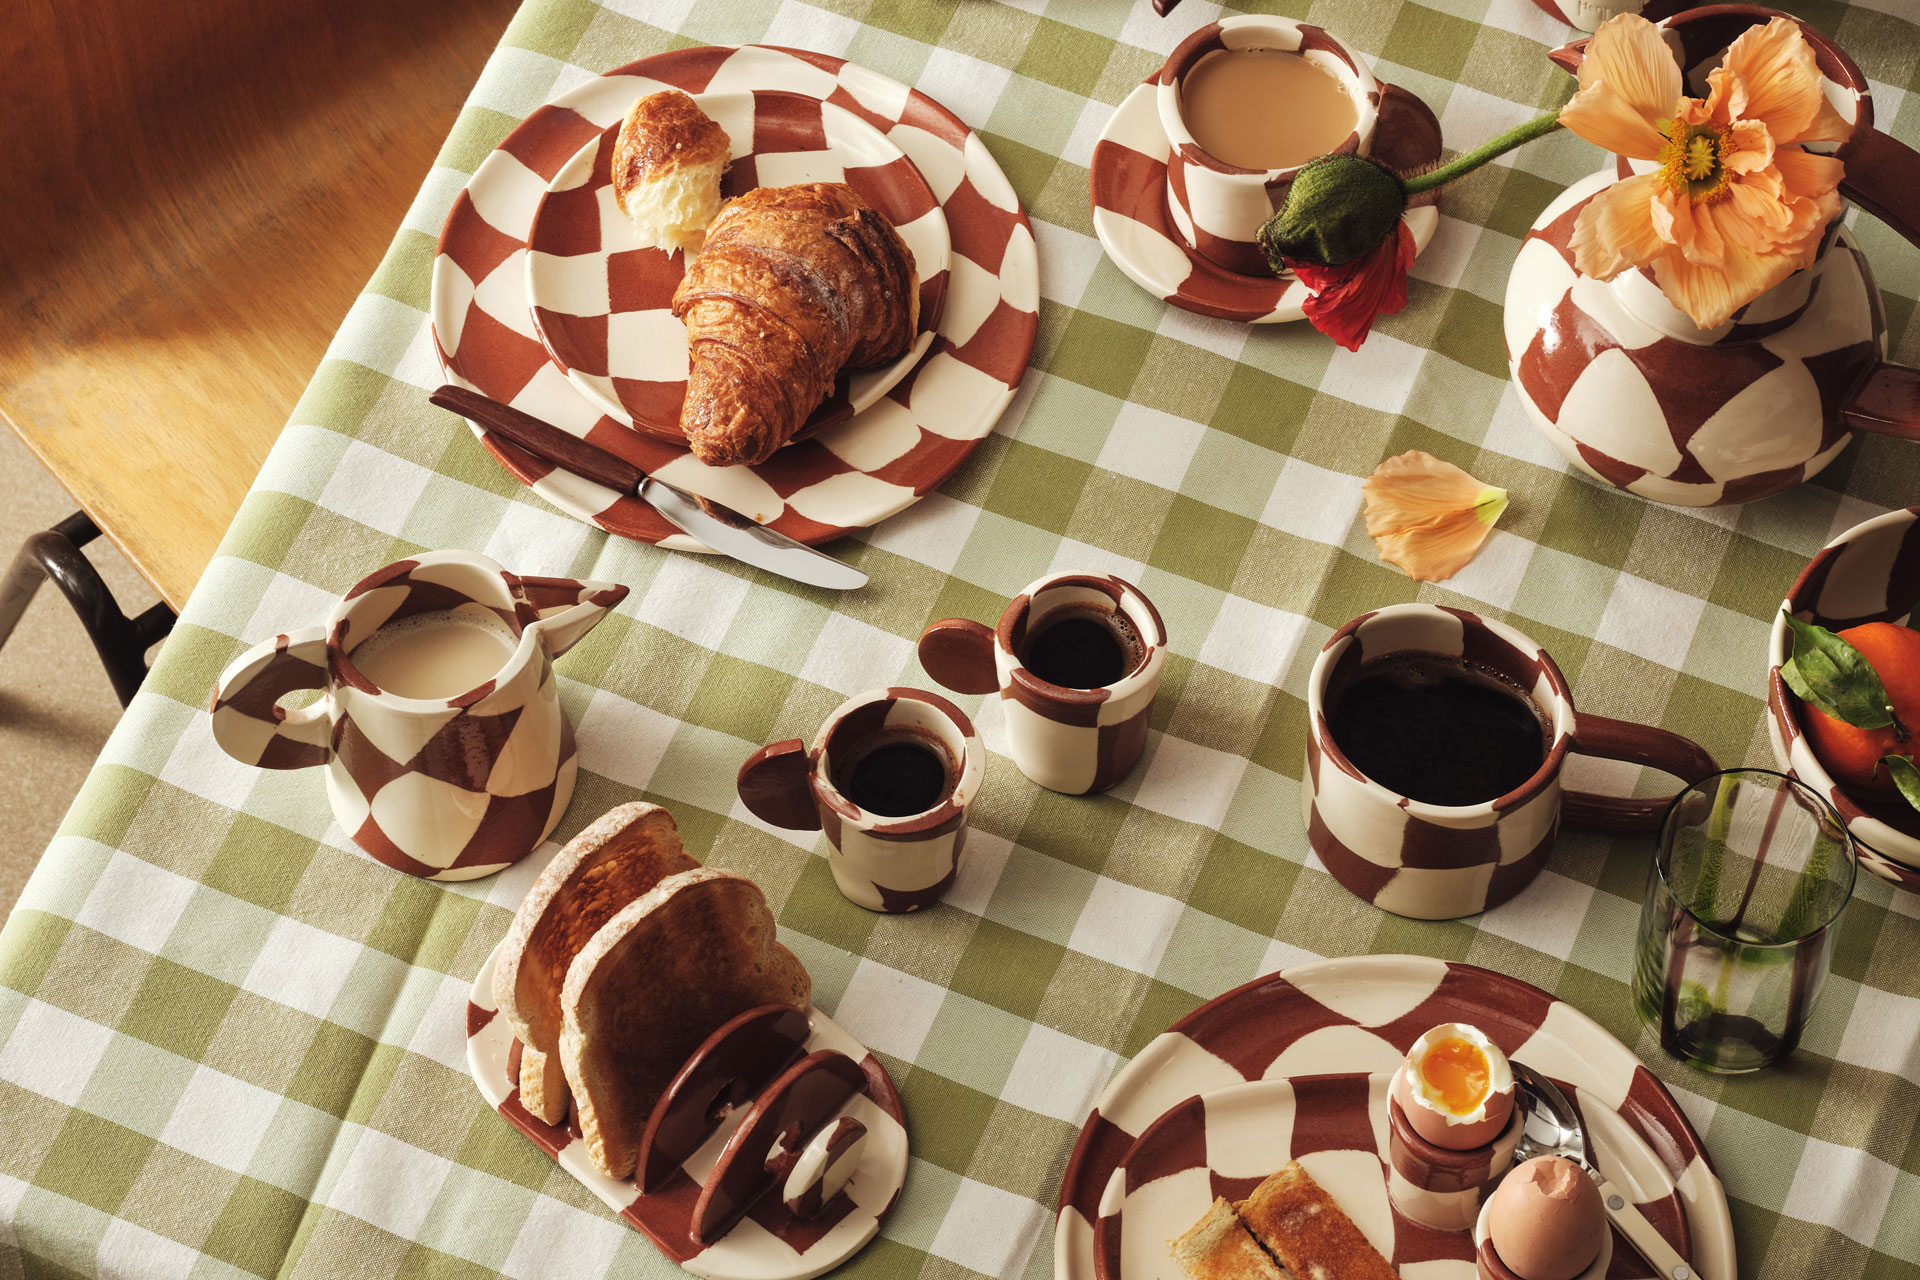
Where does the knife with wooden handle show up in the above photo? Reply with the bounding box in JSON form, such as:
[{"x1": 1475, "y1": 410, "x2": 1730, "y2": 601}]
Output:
[{"x1": 431, "y1": 386, "x2": 868, "y2": 591}]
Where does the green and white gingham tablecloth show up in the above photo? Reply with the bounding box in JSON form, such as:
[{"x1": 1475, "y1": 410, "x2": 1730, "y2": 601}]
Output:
[{"x1": 5, "y1": 1, "x2": 1920, "y2": 1276}]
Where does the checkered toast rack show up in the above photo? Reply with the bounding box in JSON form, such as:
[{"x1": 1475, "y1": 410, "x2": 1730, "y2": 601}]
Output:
[{"x1": 466, "y1": 941, "x2": 908, "y2": 1280}]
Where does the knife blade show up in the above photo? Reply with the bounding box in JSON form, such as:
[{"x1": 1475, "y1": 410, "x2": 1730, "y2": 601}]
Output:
[{"x1": 431, "y1": 385, "x2": 868, "y2": 591}]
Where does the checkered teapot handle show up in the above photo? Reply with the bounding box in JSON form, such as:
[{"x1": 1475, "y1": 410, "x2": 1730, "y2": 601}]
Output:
[
  {"x1": 207, "y1": 626, "x2": 331, "y2": 770},
  {"x1": 1827, "y1": 120, "x2": 1920, "y2": 443}
]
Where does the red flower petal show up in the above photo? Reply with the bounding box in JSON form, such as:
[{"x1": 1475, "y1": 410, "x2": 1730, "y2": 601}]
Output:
[{"x1": 1289, "y1": 221, "x2": 1416, "y2": 351}]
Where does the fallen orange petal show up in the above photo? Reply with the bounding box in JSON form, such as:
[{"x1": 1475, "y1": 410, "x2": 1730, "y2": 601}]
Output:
[{"x1": 1362, "y1": 451, "x2": 1509, "y2": 583}]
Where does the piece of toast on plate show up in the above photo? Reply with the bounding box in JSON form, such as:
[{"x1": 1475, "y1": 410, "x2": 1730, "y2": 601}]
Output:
[
  {"x1": 1169, "y1": 1197, "x2": 1287, "y2": 1280},
  {"x1": 611, "y1": 88, "x2": 730, "y2": 254},
  {"x1": 1235, "y1": 1161, "x2": 1399, "y2": 1280},
  {"x1": 560, "y1": 867, "x2": 812, "y2": 1179},
  {"x1": 492, "y1": 803, "x2": 697, "y2": 1123}
]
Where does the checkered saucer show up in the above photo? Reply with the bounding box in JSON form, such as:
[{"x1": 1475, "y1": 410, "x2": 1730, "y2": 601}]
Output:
[{"x1": 1089, "y1": 80, "x2": 1442, "y2": 324}]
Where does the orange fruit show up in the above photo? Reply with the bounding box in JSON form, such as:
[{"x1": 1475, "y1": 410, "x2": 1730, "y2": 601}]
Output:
[{"x1": 1800, "y1": 622, "x2": 1920, "y2": 797}]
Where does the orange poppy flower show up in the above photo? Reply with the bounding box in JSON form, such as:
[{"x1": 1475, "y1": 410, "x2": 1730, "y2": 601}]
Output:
[
  {"x1": 1362, "y1": 451, "x2": 1509, "y2": 583},
  {"x1": 1559, "y1": 14, "x2": 1849, "y2": 330}
]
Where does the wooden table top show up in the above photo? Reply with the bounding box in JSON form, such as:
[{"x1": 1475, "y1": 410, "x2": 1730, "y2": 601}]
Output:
[{"x1": 0, "y1": 0, "x2": 519, "y2": 610}]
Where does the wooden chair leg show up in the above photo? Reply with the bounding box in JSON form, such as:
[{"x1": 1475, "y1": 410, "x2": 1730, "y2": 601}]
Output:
[{"x1": 0, "y1": 512, "x2": 177, "y2": 707}]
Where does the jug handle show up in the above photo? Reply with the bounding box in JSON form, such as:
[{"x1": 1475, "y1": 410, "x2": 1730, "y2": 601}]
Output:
[{"x1": 208, "y1": 626, "x2": 331, "y2": 769}]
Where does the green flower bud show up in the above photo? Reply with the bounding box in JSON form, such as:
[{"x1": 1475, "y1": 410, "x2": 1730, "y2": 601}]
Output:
[{"x1": 1257, "y1": 154, "x2": 1407, "y2": 270}]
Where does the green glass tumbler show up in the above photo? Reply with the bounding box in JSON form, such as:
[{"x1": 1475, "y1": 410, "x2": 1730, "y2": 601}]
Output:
[{"x1": 1633, "y1": 768, "x2": 1856, "y2": 1074}]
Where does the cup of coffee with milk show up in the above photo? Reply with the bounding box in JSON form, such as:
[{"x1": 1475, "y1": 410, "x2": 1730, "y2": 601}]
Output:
[
  {"x1": 209, "y1": 551, "x2": 626, "y2": 880},
  {"x1": 1155, "y1": 16, "x2": 1376, "y2": 275}
]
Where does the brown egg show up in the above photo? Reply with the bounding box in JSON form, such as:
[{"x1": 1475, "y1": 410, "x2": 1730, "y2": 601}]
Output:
[
  {"x1": 1394, "y1": 1023, "x2": 1516, "y2": 1150},
  {"x1": 1486, "y1": 1156, "x2": 1606, "y2": 1280}
]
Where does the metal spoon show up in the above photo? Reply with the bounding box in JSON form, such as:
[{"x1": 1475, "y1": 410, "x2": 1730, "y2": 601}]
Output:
[{"x1": 1509, "y1": 1061, "x2": 1696, "y2": 1280}]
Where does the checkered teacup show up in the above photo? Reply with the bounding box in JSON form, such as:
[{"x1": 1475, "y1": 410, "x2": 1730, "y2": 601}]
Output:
[
  {"x1": 1155, "y1": 16, "x2": 1381, "y2": 276},
  {"x1": 918, "y1": 573, "x2": 1167, "y2": 796},
  {"x1": 736, "y1": 688, "x2": 984, "y2": 914}
]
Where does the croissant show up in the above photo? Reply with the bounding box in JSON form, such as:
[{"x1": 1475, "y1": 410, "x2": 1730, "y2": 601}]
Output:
[
  {"x1": 610, "y1": 89, "x2": 730, "y2": 255},
  {"x1": 671, "y1": 182, "x2": 918, "y2": 467}
]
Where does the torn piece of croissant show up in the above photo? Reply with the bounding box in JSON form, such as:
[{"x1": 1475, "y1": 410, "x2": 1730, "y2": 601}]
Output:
[
  {"x1": 611, "y1": 89, "x2": 730, "y2": 254},
  {"x1": 671, "y1": 182, "x2": 919, "y2": 468}
]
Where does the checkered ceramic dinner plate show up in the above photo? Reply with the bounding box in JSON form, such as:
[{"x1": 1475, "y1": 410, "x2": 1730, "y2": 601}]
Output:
[
  {"x1": 1056, "y1": 955, "x2": 1735, "y2": 1280},
  {"x1": 465, "y1": 940, "x2": 908, "y2": 1280},
  {"x1": 524, "y1": 89, "x2": 951, "y2": 445},
  {"x1": 431, "y1": 44, "x2": 1037, "y2": 550},
  {"x1": 1096, "y1": 1073, "x2": 1685, "y2": 1280}
]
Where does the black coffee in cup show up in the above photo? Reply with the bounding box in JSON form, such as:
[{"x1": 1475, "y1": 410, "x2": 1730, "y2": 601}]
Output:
[
  {"x1": 832, "y1": 730, "x2": 956, "y2": 817},
  {"x1": 1020, "y1": 605, "x2": 1146, "y2": 690},
  {"x1": 1328, "y1": 653, "x2": 1549, "y2": 807}
]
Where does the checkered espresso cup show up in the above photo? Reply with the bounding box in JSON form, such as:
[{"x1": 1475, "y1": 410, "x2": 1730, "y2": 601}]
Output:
[
  {"x1": 1306, "y1": 604, "x2": 1719, "y2": 920},
  {"x1": 208, "y1": 551, "x2": 627, "y2": 881},
  {"x1": 736, "y1": 688, "x2": 984, "y2": 913},
  {"x1": 917, "y1": 573, "x2": 1167, "y2": 795},
  {"x1": 1156, "y1": 16, "x2": 1380, "y2": 276}
]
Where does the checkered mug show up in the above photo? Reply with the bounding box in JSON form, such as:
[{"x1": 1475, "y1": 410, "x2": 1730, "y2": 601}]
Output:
[
  {"x1": 736, "y1": 687, "x2": 984, "y2": 913},
  {"x1": 208, "y1": 551, "x2": 628, "y2": 881},
  {"x1": 918, "y1": 573, "x2": 1168, "y2": 795},
  {"x1": 1305, "y1": 604, "x2": 1719, "y2": 920},
  {"x1": 1155, "y1": 16, "x2": 1380, "y2": 276}
]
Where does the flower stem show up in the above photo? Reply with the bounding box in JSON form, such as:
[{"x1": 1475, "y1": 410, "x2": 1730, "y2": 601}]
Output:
[{"x1": 1402, "y1": 111, "x2": 1564, "y2": 194}]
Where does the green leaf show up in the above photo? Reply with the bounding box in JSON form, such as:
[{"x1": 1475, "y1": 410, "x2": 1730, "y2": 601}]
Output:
[
  {"x1": 1886, "y1": 756, "x2": 1920, "y2": 815},
  {"x1": 1779, "y1": 613, "x2": 1896, "y2": 729}
]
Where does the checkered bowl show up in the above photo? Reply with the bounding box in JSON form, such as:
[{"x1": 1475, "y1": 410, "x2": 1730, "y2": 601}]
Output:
[
  {"x1": 1767, "y1": 505, "x2": 1920, "y2": 888},
  {"x1": 524, "y1": 89, "x2": 950, "y2": 446}
]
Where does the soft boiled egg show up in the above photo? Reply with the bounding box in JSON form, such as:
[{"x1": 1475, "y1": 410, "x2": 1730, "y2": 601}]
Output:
[
  {"x1": 1486, "y1": 1156, "x2": 1606, "y2": 1280},
  {"x1": 1391, "y1": 1022, "x2": 1516, "y2": 1150}
]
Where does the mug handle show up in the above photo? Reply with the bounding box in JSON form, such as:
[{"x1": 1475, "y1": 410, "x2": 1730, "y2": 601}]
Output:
[
  {"x1": 737, "y1": 740, "x2": 821, "y2": 831},
  {"x1": 1560, "y1": 713, "x2": 1720, "y2": 834},
  {"x1": 917, "y1": 619, "x2": 997, "y2": 695},
  {"x1": 208, "y1": 626, "x2": 331, "y2": 770}
]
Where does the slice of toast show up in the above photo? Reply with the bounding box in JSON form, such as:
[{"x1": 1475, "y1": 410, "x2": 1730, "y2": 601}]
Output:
[
  {"x1": 1170, "y1": 1197, "x2": 1288, "y2": 1280},
  {"x1": 1236, "y1": 1161, "x2": 1398, "y2": 1280},
  {"x1": 518, "y1": 1044, "x2": 570, "y2": 1127},
  {"x1": 494, "y1": 803, "x2": 697, "y2": 1055},
  {"x1": 559, "y1": 867, "x2": 812, "y2": 1179}
]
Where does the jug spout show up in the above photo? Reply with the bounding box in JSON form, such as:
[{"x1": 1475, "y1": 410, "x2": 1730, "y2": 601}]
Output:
[
  {"x1": 1547, "y1": 32, "x2": 1588, "y2": 76},
  {"x1": 512, "y1": 575, "x2": 630, "y2": 659}
]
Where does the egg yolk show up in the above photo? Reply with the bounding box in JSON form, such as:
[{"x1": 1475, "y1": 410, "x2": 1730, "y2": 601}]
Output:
[{"x1": 1418, "y1": 1038, "x2": 1490, "y2": 1114}]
